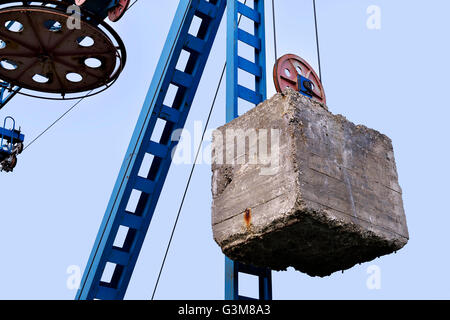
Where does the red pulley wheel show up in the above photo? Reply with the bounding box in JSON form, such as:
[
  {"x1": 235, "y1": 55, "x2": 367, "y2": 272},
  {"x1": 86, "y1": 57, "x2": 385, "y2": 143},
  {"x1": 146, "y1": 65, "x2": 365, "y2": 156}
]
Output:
[
  {"x1": 108, "y1": 0, "x2": 131, "y2": 22},
  {"x1": 273, "y1": 54, "x2": 326, "y2": 104}
]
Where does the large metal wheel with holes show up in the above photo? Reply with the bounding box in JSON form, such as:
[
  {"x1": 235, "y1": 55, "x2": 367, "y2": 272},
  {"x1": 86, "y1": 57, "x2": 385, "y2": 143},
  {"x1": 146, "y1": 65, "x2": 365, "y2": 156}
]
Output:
[
  {"x1": 0, "y1": 1, "x2": 126, "y2": 99},
  {"x1": 273, "y1": 53, "x2": 326, "y2": 104}
]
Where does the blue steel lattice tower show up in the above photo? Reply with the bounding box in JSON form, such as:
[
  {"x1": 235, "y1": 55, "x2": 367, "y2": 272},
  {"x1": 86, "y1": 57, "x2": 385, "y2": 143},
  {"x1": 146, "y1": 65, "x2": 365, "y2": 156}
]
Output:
[{"x1": 224, "y1": 0, "x2": 272, "y2": 300}]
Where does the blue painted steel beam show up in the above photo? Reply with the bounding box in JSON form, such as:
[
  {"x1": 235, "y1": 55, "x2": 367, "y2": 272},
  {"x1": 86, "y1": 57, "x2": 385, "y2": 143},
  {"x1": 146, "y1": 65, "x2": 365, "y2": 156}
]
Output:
[
  {"x1": 0, "y1": 127, "x2": 24, "y2": 143},
  {"x1": 76, "y1": 0, "x2": 227, "y2": 300},
  {"x1": 225, "y1": 0, "x2": 271, "y2": 301},
  {"x1": 225, "y1": 257, "x2": 272, "y2": 301}
]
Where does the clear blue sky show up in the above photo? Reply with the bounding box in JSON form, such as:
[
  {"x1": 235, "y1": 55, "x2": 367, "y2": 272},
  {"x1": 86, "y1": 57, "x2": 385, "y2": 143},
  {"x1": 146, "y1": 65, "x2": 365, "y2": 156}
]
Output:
[{"x1": 1, "y1": 0, "x2": 449, "y2": 299}]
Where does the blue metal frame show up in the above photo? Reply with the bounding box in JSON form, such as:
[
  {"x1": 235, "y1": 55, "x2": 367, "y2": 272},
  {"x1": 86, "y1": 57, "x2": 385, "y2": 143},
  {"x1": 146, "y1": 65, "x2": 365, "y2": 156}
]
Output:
[
  {"x1": 225, "y1": 0, "x2": 272, "y2": 301},
  {"x1": 0, "y1": 116, "x2": 14, "y2": 153},
  {"x1": 0, "y1": 82, "x2": 20, "y2": 110},
  {"x1": 226, "y1": 0, "x2": 267, "y2": 121},
  {"x1": 297, "y1": 74, "x2": 313, "y2": 99},
  {"x1": 76, "y1": 0, "x2": 227, "y2": 300},
  {"x1": 0, "y1": 82, "x2": 16, "y2": 110},
  {"x1": 0, "y1": 21, "x2": 22, "y2": 110},
  {"x1": 0, "y1": 116, "x2": 24, "y2": 155},
  {"x1": 0, "y1": 116, "x2": 25, "y2": 162},
  {"x1": 225, "y1": 257, "x2": 272, "y2": 301}
]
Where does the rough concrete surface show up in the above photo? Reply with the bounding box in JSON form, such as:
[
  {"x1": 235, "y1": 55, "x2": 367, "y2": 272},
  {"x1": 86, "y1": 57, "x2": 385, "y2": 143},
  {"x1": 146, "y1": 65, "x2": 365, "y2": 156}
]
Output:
[{"x1": 211, "y1": 88, "x2": 408, "y2": 277}]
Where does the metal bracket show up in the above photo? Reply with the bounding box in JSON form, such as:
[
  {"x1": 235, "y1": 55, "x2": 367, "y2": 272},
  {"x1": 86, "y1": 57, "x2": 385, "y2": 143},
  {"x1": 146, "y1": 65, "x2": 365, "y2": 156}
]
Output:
[
  {"x1": 297, "y1": 74, "x2": 313, "y2": 98},
  {"x1": 0, "y1": 81, "x2": 20, "y2": 110}
]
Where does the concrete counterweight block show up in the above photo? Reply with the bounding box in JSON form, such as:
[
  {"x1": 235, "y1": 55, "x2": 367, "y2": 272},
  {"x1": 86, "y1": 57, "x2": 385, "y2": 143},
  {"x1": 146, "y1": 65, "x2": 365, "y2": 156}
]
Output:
[{"x1": 211, "y1": 88, "x2": 408, "y2": 277}]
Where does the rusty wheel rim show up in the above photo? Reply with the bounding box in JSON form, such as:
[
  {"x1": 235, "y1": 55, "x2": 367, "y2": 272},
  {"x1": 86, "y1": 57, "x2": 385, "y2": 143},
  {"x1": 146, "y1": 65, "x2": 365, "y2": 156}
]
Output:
[
  {"x1": 0, "y1": 3, "x2": 126, "y2": 99},
  {"x1": 273, "y1": 53, "x2": 326, "y2": 104}
]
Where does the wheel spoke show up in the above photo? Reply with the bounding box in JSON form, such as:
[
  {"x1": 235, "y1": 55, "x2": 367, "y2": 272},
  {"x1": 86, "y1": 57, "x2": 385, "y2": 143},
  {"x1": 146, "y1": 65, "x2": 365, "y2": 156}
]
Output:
[
  {"x1": 0, "y1": 29, "x2": 38, "y2": 53},
  {"x1": 47, "y1": 27, "x2": 75, "y2": 52},
  {"x1": 24, "y1": 10, "x2": 45, "y2": 52},
  {"x1": 15, "y1": 58, "x2": 39, "y2": 81},
  {"x1": 54, "y1": 50, "x2": 115, "y2": 57},
  {"x1": 52, "y1": 56, "x2": 104, "y2": 80},
  {"x1": 50, "y1": 60, "x2": 66, "y2": 93}
]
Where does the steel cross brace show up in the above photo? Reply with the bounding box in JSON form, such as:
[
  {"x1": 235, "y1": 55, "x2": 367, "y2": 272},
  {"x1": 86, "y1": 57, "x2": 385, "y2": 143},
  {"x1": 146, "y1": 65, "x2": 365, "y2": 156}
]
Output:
[{"x1": 0, "y1": 81, "x2": 20, "y2": 111}]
